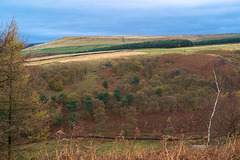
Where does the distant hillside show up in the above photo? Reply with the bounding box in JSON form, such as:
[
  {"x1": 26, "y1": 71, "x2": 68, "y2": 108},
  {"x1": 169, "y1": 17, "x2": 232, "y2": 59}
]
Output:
[{"x1": 24, "y1": 34, "x2": 240, "y2": 52}]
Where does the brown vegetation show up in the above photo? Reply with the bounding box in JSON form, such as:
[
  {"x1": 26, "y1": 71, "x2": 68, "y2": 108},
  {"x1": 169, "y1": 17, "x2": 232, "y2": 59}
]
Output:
[{"x1": 53, "y1": 137, "x2": 240, "y2": 160}]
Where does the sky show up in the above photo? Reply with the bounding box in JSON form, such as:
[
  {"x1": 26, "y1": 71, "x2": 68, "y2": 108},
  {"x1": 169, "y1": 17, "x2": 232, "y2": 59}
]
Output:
[{"x1": 1, "y1": 0, "x2": 240, "y2": 43}]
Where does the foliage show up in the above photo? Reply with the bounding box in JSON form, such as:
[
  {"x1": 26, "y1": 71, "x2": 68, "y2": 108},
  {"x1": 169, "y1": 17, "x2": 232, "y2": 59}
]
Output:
[
  {"x1": 54, "y1": 113, "x2": 63, "y2": 125},
  {"x1": 148, "y1": 100, "x2": 160, "y2": 113},
  {"x1": 155, "y1": 88, "x2": 163, "y2": 96},
  {"x1": 121, "y1": 93, "x2": 134, "y2": 106},
  {"x1": 114, "y1": 89, "x2": 121, "y2": 101},
  {"x1": 131, "y1": 76, "x2": 140, "y2": 85},
  {"x1": 93, "y1": 106, "x2": 108, "y2": 133},
  {"x1": 0, "y1": 19, "x2": 59, "y2": 159},
  {"x1": 97, "y1": 92, "x2": 109, "y2": 105},
  {"x1": 164, "y1": 126, "x2": 176, "y2": 135},
  {"x1": 58, "y1": 93, "x2": 67, "y2": 104},
  {"x1": 53, "y1": 81, "x2": 64, "y2": 91},
  {"x1": 51, "y1": 95, "x2": 56, "y2": 102},
  {"x1": 102, "y1": 80, "x2": 109, "y2": 89},
  {"x1": 67, "y1": 112, "x2": 77, "y2": 127},
  {"x1": 87, "y1": 39, "x2": 193, "y2": 52},
  {"x1": 67, "y1": 100, "x2": 78, "y2": 112},
  {"x1": 84, "y1": 96, "x2": 93, "y2": 112},
  {"x1": 120, "y1": 107, "x2": 137, "y2": 136},
  {"x1": 27, "y1": 126, "x2": 51, "y2": 141},
  {"x1": 48, "y1": 78, "x2": 56, "y2": 90},
  {"x1": 193, "y1": 36, "x2": 240, "y2": 46},
  {"x1": 39, "y1": 94, "x2": 48, "y2": 103}
]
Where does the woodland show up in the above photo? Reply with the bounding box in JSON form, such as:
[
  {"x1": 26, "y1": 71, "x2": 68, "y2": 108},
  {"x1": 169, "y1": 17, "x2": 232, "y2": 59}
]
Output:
[{"x1": 1, "y1": 20, "x2": 240, "y2": 159}]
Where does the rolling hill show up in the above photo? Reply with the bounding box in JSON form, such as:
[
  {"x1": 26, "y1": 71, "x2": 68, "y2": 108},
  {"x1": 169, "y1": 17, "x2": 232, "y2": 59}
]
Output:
[{"x1": 23, "y1": 34, "x2": 240, "y2": 54}]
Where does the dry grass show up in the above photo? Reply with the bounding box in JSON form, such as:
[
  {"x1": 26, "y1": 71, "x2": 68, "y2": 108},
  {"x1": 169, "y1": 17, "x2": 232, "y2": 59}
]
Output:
[
  {"x1": 52, "y1": 137, "x2": 240, "y2": 160},
  {"x1": 25, "y1": 42, "x2": 240, "y2": 66},
  {"x1": 26, "y1": 51, "x2": 148, "y2": 66}
]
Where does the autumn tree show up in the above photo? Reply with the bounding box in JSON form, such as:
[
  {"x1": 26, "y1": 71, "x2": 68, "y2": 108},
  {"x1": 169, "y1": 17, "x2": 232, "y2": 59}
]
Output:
[
  {"x1": 93, "y1": 105, "x2": 108, "y2": 133},
  {"x1": 0, "y1": 19, "x2": 58, "y2": 159}
]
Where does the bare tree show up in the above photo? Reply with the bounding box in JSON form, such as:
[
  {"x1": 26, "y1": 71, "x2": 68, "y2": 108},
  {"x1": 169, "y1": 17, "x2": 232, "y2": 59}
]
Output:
[{"x1": 207, "y1": 70, "x2": 222, "y2": 144}]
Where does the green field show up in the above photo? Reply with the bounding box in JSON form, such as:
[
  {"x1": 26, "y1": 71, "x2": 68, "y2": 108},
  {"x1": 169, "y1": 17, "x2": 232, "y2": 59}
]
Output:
[{"x1": 22, "y1": 44, "x2": 113, "y2": 54}]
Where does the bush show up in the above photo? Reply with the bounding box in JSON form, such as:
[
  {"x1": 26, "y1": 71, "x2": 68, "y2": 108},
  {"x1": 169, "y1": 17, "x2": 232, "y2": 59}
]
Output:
[
  {"x1": 164, "y1": 126, "x2": 175, "y2": 135},
  {"x1": 97, "y1": 92, "x2": 109, "y2": 104},
  {"x1": 131, "y1": 76, "x2": 140, "y2": 85},
  {"x1": 39, "y1": 94, "x2": 48, "y2": 103},
  {"x1": 102, "y1": 80, "x2": 109, "y2": 89},
  {"x1": 148, "y1": 101, "x2": 160, "y2": 113},
  {"x1": 114, "y1": 89, "x2": 121, "y2": 101},
  {"x1": 84, "y1": 96, "x2": 92, "y2": 112},
  {"x1": 51, "y1": 95, "x2": 56, "y2": 102},
  {"x1": 67, "y1": 100, "x2": 78, "y2": 112},
  {"x1": 156, "y1": 88, "x2": 163, "y2": 96},
  {"x1": 54, "y1": 113, "x2": 63, "y2": 125},
  {"x1": 93, "y1": 106, "x2": 108, "y2": 133},
  {"x1": 67, "y1": 112, "x2": 77, "y2": 127},
  {"x1": 59, "y1": 93, "x2": 67, "y2": 104},
  {"x1": 121, "y1": 93, "x2": 134, "y2": 106},
  {"x1": 54, "y1": 81, "x2": 64, "y2": 91},
  {"x1": 48, "y1": 78, "x2": 56, "y2": 90}
]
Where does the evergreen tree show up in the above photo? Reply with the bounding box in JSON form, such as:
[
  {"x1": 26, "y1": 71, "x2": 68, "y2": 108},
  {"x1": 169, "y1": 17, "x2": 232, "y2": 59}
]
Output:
[
  {"x1": 131, "y1": 76, "x2": 140, "y2": 85},
  {"x1": 156, "y1": 88, "x2": 163, "y2": 96},
  {"x1": 58, "y1": 93, "x2": 67, "y2": 104},
  {"x1": 84, "y1": 96, "x2": 92, "y2": 112},
  {"x1": 114, "y1": 89, "x2": 121, "y2": 101},
  {"x1": 67, "y1": 100, "x2": 78, "y2": 112},
  {"x1": 102, "y1": 80, "x2": 109, "y2": 89},
  {"x1": 97, "y1": 92, "x2": 109, "y2": 104},
  {"x1": 51, "y1": 95, "x2": 56, "y2": 102},
  {"x1": 121, "y1": 93, "x2": 134, "y2": 106}
]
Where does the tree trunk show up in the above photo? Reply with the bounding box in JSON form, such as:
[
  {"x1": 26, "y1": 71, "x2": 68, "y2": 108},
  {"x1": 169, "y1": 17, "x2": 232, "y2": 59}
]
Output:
[{"x1": 207, "y1": 70, "x2": 222, "y2": 145}]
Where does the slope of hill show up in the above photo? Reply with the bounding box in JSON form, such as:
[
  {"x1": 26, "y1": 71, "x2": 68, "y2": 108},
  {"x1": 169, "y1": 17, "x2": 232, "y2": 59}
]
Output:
[{"x1": 23, "y1": 34, "x2": 240, "y2": 53}]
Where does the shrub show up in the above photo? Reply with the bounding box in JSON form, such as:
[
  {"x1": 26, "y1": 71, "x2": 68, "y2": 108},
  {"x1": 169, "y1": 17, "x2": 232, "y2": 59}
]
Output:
[
  {"x1": 148, "y1": 101, "x2": 160, "y2": 113},
  {"x1": 67, "y1": 93, "x2": 80, "y2": 103},
  {"x1": 51, "y1": 95, "x2": 56, "y2": 102},
  {"x1": 67, "y1": 100, "x2": 78, "y2": 112},
  {"x1": 84, "y1": 96, "x2": 92, "y2": 112},
  {"x1": 39, "y1": 94, "x2": 48, "y2": 103},
  {"x1": 131, "y1": 76, "x2": 140, "y2": 85},
  {"x1": 54, "y1": 113, "x2": 63, "y2": 125},
  {"x1": 54, "y1": 81, "x2": 64, "y2": 91},
  {"x1": 48, "y1": 78, "x2": 56, "y2": 90},
  {"x1": 102, "y1": 80, "x2": 109, "y2": 89},
  {"x1": 164, "y1": 126, "x2": 175, "y2": 135},
  {"x1": 59, "y1": 93, "x2": 67, "y2": 104},
  {"x1": 114, "y1": 89, "x2": 121, "y2": 101},
  {"x1": 97, "y1": 92, "x2": 109, "y2": 104},
  {"x1": 121, "y1": 93, "x2": 134, "y2": 106},
  {"x1": 156, "y1": 88, "x2": 163, "y2": 96},
  {"x1": 93, "y1": 106, "x2": 108, "y2": 133},
  {"x1": 67, "y1": 112, "x2": 77, "y2": 127}
]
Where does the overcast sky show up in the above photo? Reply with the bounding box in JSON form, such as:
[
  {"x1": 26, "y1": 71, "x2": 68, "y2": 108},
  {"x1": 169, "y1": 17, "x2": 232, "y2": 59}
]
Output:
[{"x1": 1, "y1": 0, "x2": 240, "y2": 43}]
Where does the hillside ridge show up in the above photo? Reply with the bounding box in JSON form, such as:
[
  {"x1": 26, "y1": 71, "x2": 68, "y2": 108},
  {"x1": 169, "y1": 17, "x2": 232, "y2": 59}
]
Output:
[{"x1": 24, "y1": 33, "x2": 240, "y2": 51}]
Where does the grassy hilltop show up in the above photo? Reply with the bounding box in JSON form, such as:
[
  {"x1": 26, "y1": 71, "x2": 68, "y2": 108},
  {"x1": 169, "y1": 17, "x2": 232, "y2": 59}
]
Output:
[{"x1": 23, "y1": 34, "x2": 240, "y2": 55}]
